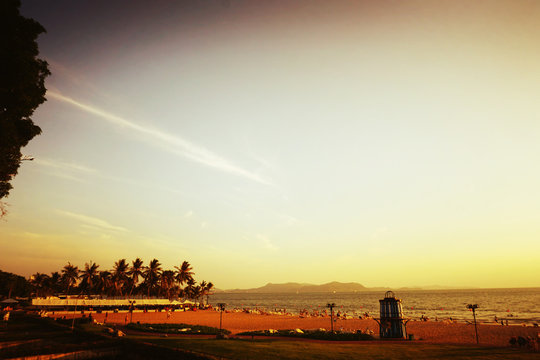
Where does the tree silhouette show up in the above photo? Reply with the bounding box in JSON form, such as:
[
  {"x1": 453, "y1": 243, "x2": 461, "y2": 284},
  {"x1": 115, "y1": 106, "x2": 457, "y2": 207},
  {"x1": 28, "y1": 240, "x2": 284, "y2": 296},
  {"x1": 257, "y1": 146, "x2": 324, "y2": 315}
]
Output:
[
  {"x1": 0, "y1": 0, "x2": 50, "y2": 214},
  {"x1": 143, "y1": 259, "x2": 162, "y2": 297},
  {"x1": 175, "y1": 261, "x2": 194, "y2": 287},
  {"x1": 160, "y1": 270, "x2": 176, "y2": 299},
  {"x1": 128, "y1": 258, "x2": 144, "y2": 296},
  {"x1": 79, "y1": 262, "x2": 99, "y2": 295},
  {"x1": 112, "y1": 259, "x2": 129, "y2": 296},
  {"x1": 61, "y1": 262, "x2": 79, "y2": 295},
  {"x1": 29, "y1": 258, "x2": 211, "y2": 300}
]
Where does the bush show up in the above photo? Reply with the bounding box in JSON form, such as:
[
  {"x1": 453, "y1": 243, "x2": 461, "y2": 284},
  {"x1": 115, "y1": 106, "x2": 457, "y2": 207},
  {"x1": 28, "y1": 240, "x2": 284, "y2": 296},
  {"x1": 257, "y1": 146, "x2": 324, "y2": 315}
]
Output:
[
  {"x1": 125, "y1": 322, "x2": 231, "y2": 335},
  {"x1": 55, "y1": 316, "x2": 92, "y2": 326},
  {"x1": 237, "y1": 329, "x2": 375, "y2": 341}
]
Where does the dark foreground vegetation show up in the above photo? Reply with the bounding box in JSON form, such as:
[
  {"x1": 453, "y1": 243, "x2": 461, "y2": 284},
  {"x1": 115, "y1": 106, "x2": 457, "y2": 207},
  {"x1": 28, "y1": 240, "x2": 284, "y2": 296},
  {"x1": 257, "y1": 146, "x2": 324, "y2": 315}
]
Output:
[
  {"x1": 0, "y1": 311, "x2": 211, "y2": 359},
  {"x1": 238, "y1": 329, "x2": 375, "y2": 341},
  {"x1": 126, "y1": 322, "x2": 231, "y2": 335},
  {"x1": 2, "y1": 312, "x2": 537, "y2": 359}
]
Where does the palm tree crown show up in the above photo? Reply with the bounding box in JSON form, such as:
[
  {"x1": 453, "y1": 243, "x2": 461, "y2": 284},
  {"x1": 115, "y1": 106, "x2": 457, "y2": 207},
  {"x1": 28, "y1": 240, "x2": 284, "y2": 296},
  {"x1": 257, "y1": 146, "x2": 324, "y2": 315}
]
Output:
[
  {"x1": 79, "y1": 261, "x2": 99, "y2": 294},
  {"x1": 144, "y1": 258, "x2": 162, "y2": 296},
  {"x1": 61, "y1": 262, "x2": 79, "y2": 294},
  {"x1": 175, "y1": 261, "x2": 194, "y2": 286},
  {"x1": 30, "y1": 258, "x2": 210, "y2": 301}
]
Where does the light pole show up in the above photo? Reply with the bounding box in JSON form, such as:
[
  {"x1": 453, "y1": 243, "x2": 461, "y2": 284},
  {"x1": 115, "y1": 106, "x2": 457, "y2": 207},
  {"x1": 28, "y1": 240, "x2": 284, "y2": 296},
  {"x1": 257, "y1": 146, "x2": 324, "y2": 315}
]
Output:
[
  {"x1": 326, "y1": 303, "x2": 336, "y2": 333},
  {"x1": 217, "y1": 303, "x2": 226, "y2": 336},
  {"x1": 129, "y1": 300, "x2": 136, "y2": 323},
  {"x1": 467, "y1": 304, "x2": 479, "y2": 344},
  {"x1": 71, "y1": 297, "x2": 78, "y2": 332}
]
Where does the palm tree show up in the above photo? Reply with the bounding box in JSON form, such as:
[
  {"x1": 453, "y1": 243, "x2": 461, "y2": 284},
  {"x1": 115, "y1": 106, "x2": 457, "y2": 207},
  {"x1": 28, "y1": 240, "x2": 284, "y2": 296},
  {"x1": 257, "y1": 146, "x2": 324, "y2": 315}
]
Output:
[
  {"x1": 184, "y1": 277, "x2": 197, "y2": 299},
  {"x1": 204, "y1": 281, "x2": 214, "y2": 306},
  {"x1": 61, "y1": 262, "x2": 79, "y2": 294},
  {"x1": 79, "y1": 261, "x2": 99, "y2": 295},
  {"x1": 143, "y1": 259, "x2": 162, "y2": 297},
  {"x1": 112, "y1": 259, "x2": 129, "y2": 296},
  {"x1": 199, "y1": 280, "x2": 207, "y2": 305},
  {"x1": 30, "y1": 272, "x2": 50, "y2": 297},
  {"x1": 174, "y1": 261, "x2": 194, "y2": 288},
  {"x1": 48, "y1": 272, "x2": 62, "y2": 295},
  {"x1": 97, "y1": 270, "x2": 113, "y2": 296},
  {"x1": 160, "y1": 270, "x2": 176, "y2": 299},
  {"x1": 128, "y1": 258, "x2": 144, "y2": 296}
]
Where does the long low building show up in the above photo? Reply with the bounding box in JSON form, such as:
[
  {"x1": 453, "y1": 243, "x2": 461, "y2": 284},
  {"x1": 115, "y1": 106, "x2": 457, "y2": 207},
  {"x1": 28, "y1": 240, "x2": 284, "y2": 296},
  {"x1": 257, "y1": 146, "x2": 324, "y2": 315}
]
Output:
[{"x1": 32, "y1": 297, "x2": 196, "y2": 308}]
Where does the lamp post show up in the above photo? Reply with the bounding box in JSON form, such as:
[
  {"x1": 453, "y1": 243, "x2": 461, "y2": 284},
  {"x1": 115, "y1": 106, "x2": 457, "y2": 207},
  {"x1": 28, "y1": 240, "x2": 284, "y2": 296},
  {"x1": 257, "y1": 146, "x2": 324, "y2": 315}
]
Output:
[
  {"x1": 217, "y1": 303, "x2": 226, "y2": 336},
  {"x1": 467, "y1": 304, "x2": 479, "y2": 344},
  {"x1": 326, "y1": 303, "x2": 336, "y2": 333},
  {"x1": 129, "y1": 300, "x2": 136, "y2": 323},
  {"x1": 71, "y1": 297, "x2": 78, "y2": 332}
]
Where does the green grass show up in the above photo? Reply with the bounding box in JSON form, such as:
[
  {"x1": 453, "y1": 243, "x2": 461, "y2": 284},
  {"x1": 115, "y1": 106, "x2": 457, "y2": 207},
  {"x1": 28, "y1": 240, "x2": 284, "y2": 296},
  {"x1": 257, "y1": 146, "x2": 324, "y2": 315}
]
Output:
[{"x1": 136, "y1": 337, "x2": 538, "y2": 360}]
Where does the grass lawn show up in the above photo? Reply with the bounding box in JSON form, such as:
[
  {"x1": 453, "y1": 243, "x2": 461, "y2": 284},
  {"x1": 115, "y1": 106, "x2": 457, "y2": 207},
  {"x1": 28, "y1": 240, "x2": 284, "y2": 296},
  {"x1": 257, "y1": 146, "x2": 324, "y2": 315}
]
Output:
[
  {"x1": 0, "y1": 312, "x2": 117, "y2": 359},
  {"x1": 3, "y1": 313, "x2": 537, "y2": 359},
  {"x1": 136, "y1": 337, "x2": 539, "y2": 360}
]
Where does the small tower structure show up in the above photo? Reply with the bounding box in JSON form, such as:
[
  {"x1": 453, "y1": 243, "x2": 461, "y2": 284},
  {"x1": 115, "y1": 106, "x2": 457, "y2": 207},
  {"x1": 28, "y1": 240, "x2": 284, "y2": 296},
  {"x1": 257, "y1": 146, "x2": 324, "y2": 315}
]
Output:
[{"x1": 378, "y1": 291, "x2": 407, "y2": 338}]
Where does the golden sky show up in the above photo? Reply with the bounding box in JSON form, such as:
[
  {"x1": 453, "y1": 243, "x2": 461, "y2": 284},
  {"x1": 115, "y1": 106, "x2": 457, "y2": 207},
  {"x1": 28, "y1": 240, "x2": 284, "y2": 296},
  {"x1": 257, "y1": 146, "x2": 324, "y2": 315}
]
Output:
[{"x1": 2, "y1": 0, "x2": 539, "y2": 289}]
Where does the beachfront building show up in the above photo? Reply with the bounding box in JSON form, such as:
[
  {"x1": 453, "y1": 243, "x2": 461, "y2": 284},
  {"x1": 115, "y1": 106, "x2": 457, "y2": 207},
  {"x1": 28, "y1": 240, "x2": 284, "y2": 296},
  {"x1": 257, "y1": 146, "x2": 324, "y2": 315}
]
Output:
[{"x1": 31, "y1": 296, "x2": 196, "y2": 312}]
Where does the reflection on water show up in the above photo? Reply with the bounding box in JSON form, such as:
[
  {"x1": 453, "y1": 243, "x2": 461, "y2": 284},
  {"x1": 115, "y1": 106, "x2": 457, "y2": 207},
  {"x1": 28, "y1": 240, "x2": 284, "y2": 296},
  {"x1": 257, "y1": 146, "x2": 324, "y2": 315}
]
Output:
[{"x1": 210, "y1": 288, "x2": 540, "y2": 324}]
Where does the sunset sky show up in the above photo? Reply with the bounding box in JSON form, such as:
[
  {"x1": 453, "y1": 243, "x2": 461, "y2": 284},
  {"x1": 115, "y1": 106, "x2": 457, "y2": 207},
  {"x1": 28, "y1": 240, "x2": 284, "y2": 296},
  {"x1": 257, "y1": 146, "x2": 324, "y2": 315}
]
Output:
[{"x1": 2, "y1": 0, "x2": 539, "y2": 289}]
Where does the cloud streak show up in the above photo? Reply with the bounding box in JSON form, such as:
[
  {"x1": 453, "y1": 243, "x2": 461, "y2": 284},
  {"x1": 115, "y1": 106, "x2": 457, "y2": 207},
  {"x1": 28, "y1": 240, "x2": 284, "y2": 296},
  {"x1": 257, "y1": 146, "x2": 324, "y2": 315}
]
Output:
[
  {"x1": 35, "y1": 157, "x2": 97, "y2": 173},
  {"x1": 257, "y1": 234, "x2": 279, "y2": 251},
  {"x1": 47, "y1": 91, "x2": 272, "y2": 186},
  {"x1": 57, "y1": 210, "x2": 128, "y2": 232}
]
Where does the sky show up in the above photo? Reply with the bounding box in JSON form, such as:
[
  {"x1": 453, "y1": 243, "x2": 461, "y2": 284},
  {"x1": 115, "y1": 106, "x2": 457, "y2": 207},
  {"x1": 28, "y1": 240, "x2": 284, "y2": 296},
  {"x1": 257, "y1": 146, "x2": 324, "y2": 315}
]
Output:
[{"x1": 1, "y1": 0, "x2": 539, "y2": 289}]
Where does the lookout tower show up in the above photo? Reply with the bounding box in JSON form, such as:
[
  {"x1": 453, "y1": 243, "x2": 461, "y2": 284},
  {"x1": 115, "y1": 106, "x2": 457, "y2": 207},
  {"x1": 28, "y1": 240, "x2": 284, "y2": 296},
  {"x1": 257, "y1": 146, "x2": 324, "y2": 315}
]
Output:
[{"x1": 377, "y1": 291, "x2": 407, "y2": 339}]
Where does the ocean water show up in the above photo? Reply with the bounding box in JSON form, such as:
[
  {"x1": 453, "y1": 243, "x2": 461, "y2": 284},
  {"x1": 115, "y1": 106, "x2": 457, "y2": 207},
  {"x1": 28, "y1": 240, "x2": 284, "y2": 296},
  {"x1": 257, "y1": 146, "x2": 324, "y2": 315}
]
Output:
[{"x1": 210, "y1": 288, "x2": 540, "y2": 324}]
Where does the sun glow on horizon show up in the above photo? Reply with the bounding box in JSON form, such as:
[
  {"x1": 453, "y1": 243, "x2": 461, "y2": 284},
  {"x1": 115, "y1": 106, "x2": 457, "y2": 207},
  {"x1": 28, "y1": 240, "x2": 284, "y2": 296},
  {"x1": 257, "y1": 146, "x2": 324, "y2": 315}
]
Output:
[{"x1": 2, "y1": 0, "x2": 539, "y2": 289}]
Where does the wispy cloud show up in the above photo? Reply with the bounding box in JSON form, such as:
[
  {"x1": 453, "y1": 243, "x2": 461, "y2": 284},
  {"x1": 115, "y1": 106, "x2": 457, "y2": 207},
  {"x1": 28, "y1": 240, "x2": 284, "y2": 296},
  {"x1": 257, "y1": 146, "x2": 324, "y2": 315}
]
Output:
[
  {"x1": 33, "y1": 157, "x2": 97, "y2": 182},
  {"x1": 35, "y1": 157, "x2": 97, "y2": 173},
  {"x1": 47, "y1": 91, "x2": 273, "y2": 186},
  {"x1": 280, "y1": 214, "x2": 299, "y2": 227},
  {"x1": 57, "y1": 210, "x2": 128, "y2": 232},
  {"x1": 257, "y1": 234, "x2": 279, "y2": 251}
]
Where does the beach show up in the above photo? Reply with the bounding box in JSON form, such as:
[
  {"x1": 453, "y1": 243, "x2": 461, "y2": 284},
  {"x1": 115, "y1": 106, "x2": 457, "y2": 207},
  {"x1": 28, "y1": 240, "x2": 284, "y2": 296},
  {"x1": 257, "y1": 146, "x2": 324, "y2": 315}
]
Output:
[{"x1": 52, "y1": 310, "x2": 539, "y2": 347}]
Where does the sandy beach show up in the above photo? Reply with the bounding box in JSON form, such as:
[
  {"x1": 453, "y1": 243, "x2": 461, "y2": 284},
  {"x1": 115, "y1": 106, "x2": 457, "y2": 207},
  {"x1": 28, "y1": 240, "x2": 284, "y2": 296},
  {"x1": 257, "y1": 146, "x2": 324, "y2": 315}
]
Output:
[{"x1": 51, "y1": 310, "x2": 539, "y2": 347}]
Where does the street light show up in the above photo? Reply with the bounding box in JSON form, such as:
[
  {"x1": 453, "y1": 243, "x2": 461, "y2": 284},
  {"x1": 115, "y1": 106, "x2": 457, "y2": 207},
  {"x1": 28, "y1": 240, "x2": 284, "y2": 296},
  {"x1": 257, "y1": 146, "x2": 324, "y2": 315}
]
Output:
[
  {"x1": 326, "y1": 303, "x2": 336, "y2": 333},
  {"x1": 217, "y1": 303, "x2": 226, "y2": 337},
  {"x1": 466, "y1": 304, "x2": 479, "y2": 344},
  {"x1": 129, "y1": 300, "x2": 136, "y2": 323}
]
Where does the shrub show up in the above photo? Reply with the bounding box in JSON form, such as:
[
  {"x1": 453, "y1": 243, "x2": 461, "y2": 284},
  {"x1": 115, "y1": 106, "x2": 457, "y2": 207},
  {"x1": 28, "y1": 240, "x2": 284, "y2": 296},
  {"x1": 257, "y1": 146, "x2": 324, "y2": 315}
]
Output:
[
  {"x1": 237, "y1": 329, "x2": 375, "y2": 341},
  {"x1": 125, "y1": 322, "x2": 231, "y2": 335}
]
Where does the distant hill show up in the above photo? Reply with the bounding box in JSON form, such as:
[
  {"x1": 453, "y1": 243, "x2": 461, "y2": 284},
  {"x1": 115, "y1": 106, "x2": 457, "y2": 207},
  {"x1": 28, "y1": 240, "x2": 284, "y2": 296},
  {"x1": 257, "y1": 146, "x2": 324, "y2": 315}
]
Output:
[
  {"x1": 219, "y1": 281, "x2": 369, "y2": 293},
  {"x1": 214, "y1": 282, "x2": 472, "y2": 293}
]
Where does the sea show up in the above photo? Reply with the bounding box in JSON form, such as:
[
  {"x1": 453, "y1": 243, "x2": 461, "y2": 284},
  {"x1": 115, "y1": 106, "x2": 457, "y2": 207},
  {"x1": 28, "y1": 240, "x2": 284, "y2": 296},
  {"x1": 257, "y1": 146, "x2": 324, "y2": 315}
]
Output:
[{"x1": 210, "y1": 288, "x2": 540, "y2": 325}]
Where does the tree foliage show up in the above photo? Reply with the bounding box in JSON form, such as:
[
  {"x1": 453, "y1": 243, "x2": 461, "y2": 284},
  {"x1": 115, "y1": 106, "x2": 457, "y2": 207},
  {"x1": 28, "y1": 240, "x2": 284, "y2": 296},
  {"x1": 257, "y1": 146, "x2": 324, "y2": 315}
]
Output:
[
  {"x1": 29, "y1": 258, "x2": 211, "y2": 301},
  {"x1": 0, "y1": 269, "x2": 31, "y2": 298},
  {"x1": 0, "y1": 0, "x2": 50, "y2": 205}
]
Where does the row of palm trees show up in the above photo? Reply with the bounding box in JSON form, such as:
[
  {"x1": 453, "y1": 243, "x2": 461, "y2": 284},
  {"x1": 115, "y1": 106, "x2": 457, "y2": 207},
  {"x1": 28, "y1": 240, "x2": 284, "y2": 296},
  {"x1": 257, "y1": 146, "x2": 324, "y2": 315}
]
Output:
[{"x1": 30, "y1": 259, "x2": 214, "y2": 303}]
